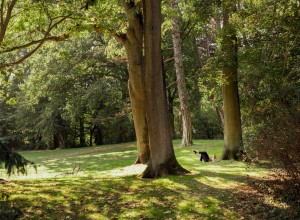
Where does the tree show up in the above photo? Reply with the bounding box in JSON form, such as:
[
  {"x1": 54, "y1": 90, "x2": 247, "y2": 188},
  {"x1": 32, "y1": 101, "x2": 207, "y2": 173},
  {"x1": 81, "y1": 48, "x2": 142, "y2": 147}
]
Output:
[
  {"x1": 221, "y1": 0, "x2": 243, "y2": 160},
  {"x1": 113, "y1": 0, "x2": 150, "y2": 164},
  {"x1": 86, "y1": 0, "x2": 150, "y2": 163},
  {"x1": 142, "y1": 0, "x2": 188, "y2": 178},
  {"x1": 170, "y1": 0, "x2": 193, "y2": 147}
]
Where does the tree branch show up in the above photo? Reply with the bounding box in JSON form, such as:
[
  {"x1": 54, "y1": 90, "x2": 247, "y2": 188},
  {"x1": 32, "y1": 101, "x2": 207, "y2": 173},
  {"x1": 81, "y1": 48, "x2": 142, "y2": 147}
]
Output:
[
  {"x1": 2, "y1": 34, "x2": 69, "y2": 53},
  {"x1": 112, "y1": 33, "x2": 128, "y2": 46},
  {"x1": 0, "y1": 1, "x2": 88, "y2": 69},
  {"x1": 166, "y1": 80, "x2": 177, "y2": 89},
  {"x1": 164, "y1": 57, "x2": 174, "y2": 64},
  {"x1": 0, "y1": 12, "x2": 72, "y2": 69},
  {"x1": 0, "y1": 0, "x2": 17, "y2": 43},
  {"x1": 0, "y1": 0, "x2": 4, "y2": 28}
]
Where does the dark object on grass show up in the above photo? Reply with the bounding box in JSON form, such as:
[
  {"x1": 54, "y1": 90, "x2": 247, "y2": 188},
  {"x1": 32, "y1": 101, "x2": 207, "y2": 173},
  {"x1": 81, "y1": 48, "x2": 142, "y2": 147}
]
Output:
[{"x1": 193, "y1": 150, "x2": 211, "y2": 162}]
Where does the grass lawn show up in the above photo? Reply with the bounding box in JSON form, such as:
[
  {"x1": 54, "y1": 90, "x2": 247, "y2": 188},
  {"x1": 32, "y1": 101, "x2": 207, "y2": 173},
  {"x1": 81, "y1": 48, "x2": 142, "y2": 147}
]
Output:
[{"x1": 0, "y1": 140, "x2": 294, "y2": 219}]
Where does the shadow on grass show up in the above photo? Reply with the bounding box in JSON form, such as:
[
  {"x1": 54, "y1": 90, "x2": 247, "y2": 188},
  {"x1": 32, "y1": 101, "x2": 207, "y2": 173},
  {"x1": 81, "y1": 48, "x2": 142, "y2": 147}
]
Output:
[
  {"x1": 2, "y1": 170, "x2": 296, "y2": 219},
  {"x1": 1, "y1": 141, "x2": 298, "y2": 219}
]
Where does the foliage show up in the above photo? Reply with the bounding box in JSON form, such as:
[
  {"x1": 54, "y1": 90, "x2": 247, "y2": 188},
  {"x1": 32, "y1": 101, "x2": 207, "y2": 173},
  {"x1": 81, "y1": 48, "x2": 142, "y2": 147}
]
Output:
[
  {"x1": 3, "y1": 32, "x2": 134, "y2": 149},
  {"x1": 0, "y1": 0, "x2": 85, "y2": 68},
  {"x1": 0, "y1": 141, "x2": 35, "y2": 176},
  {"x1": 237, "y1": 0, "x2": 300, "y2": 181}
]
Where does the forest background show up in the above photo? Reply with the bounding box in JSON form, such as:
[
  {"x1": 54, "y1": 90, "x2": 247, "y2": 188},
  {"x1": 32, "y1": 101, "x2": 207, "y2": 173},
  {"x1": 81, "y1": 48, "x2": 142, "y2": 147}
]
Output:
[{"x1": 0, "y1": 0, "x2": 299, "y2": 218}]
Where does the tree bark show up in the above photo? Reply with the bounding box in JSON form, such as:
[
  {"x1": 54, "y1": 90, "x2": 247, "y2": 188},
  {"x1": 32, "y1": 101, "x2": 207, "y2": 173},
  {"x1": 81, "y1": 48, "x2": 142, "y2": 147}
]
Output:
[
  {"x1": 142, "y1": 0, "x2": 188, "y2": 178},
  {"x1": 221, "y1": 0, "x2": 243, "y2": 160},
  {"x1": 118, "y1": 1, "x2": 150, "y2": 164},
  {"x1": 127, "y1": 46, "x2": 149, "y2": 163},
  {"x1": 171, "y1": 0, "x2": 193, "y2": 147}
]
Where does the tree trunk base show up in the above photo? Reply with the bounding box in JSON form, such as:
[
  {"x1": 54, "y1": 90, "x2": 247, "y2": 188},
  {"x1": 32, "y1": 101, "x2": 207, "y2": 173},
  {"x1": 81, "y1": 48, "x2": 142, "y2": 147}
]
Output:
[
  {"x1": 134, "y1": 154, "x2": 149, "y2": 165},
  {"x1": 221, "y1": 148, "x2": 239, "y2": 160},
  {"x1": 140, "y1": 159, "x2": 189, "y2": 178},
  {"x1": 134, "y1": 158, "x2": 141, "y2": 164},
  {"x1": 221, "y1": 148, "x2": 248, "y2": 161},
  {"x1": 181, "y1": 141, "x2": 193, "y2": 148}
]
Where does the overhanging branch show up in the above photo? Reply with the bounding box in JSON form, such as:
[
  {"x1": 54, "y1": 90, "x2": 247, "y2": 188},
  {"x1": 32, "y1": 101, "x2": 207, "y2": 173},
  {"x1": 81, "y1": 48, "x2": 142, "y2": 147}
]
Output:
[{"x1": 2, "y1": 34, "x2": 69, "y2": 53}]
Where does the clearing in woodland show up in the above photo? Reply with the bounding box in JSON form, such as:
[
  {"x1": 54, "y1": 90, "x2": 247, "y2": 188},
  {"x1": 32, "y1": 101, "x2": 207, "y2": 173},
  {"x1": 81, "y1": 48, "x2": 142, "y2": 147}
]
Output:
[{"x1": 0, "y1": 140, "x2": 297, "y2": 219}]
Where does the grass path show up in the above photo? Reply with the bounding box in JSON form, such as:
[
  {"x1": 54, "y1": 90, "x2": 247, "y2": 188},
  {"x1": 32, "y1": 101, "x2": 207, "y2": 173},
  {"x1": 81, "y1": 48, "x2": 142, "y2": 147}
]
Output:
[{"x1": 0, "y1": 140, "x2": 293, "y2": 219}]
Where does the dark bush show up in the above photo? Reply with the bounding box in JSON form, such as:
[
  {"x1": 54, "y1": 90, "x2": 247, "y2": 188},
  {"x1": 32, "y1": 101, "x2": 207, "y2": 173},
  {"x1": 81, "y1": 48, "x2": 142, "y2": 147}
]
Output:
[{"x1": 244, "y1": 106, "x2": 300, "y2": 199}]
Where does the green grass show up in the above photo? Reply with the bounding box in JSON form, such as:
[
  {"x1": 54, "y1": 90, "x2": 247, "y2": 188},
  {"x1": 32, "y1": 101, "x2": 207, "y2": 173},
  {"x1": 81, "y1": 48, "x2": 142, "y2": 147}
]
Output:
[{"x1": 0, "y1": 140, "x2": 288, "y2": 219}]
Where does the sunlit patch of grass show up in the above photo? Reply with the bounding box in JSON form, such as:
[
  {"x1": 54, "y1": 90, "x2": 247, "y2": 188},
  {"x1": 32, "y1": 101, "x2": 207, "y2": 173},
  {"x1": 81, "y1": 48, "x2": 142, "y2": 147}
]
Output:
[{"x1": 107, "y1": 164, "x2": 146, "y2": 177}]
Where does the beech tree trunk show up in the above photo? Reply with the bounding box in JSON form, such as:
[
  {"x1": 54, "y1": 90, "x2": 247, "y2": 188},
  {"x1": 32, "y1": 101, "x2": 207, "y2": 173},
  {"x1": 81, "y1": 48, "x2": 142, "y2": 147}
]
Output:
[
  {"x1": 171, "y1": 0, "x2": 193, "y2": 147},
  {"x1": 127, "y1": 46, "x2": 149, "y2": 163},
  {"x1": 142, "y1": 0, "x2": 188, "y2": 178},
  {"x1": 118, "y1": 1, "x2": 150, "y2": 164},
  {"x1": 221, "y1": 0, "x2": 243, "y2": 160}
]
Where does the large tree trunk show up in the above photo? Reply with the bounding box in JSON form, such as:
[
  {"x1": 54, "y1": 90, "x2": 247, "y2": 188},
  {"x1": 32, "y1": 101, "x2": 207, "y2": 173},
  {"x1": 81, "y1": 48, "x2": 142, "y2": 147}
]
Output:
[
  {"x1": 119, "y1": 1, "x2": 150, "y2": 164},
  {"x1": 142, "y1": 0, "x2": 188, "y2": 178},
  {"x1": 127, "y1": 49, "x2": 149, "y2": 164},
  {"x1": 221, "y1": 0, "x2": 243, "y2": 160},
  {"x1": 171, "y1": 0, "x2": 193, "y2": 147}
]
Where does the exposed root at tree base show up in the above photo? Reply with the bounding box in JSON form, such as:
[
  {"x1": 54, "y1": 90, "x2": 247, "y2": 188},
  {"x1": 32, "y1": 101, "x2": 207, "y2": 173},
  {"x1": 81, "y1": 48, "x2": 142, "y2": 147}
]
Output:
[{"x1": 141, "y1": 160, "x2": 189, "y2": 178}]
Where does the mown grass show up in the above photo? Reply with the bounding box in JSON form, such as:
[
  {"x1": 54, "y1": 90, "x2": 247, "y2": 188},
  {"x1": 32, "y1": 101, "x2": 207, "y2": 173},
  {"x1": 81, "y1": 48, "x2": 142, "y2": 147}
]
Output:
[{"x1": 0, "y1": 140, "x2": 290, "y2": 219}]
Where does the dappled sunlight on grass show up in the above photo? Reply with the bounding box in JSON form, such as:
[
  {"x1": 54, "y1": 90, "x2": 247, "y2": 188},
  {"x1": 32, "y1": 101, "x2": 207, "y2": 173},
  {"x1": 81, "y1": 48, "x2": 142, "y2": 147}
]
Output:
[
  {"x1": 0, "y1": 140, "x2": 293, "y2": 219},
  {"x1": 197, "y1": 175, "x2": 243, "y2": 189}
]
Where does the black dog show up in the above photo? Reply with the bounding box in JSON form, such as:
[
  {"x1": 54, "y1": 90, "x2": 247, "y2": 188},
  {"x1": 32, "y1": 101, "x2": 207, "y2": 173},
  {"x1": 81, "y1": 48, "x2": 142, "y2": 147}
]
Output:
[{"x1": 193, "y1": 150, "x2": 211, "y2": 162}]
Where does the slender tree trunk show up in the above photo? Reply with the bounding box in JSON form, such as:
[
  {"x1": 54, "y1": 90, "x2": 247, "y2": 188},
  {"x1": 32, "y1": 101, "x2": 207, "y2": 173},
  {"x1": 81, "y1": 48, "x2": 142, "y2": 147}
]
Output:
[
  {"x1": 119, "y1": 1, "x2": 150, "y2": 164},
  {"x1": 167, "y1": 86, "x2": 176, "y2": 138},
  {"x1": 79, "y1": 116, "x2": 86, "y2": 147},
  {"x1": 192, "y1": 36, "x2": 203, "y2": 110},
  {"x1": 171, "y1": 0, "x2": 193, "y2": 147},
  {"x1": 216, "y1": 106, "x2": 224, "y2": 128},
  {"x1": 163, "y1": 56, "x2": 176, "y2": 138},
  {"x1": 52, "y1": 133, "x2": 59, "y2": 150},
  {"x1": 89, "y1": 126, "x2": 94, "y2": 146},
  {"x1": 142, "y1": 0, "x2": 188, "y2": 178},
  {"x1": 94, "y1": 125, "x2": 103, "y2": 145},
  {"x1": 221, "y1": 0, "x2": 243, "y2": 160}
]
